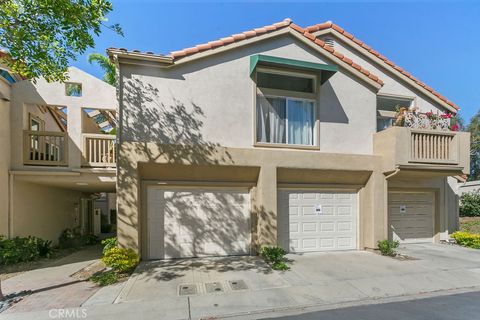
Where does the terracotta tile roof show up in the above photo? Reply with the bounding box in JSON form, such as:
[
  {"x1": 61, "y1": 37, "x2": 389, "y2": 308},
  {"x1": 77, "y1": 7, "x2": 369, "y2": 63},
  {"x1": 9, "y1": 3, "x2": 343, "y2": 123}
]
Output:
[
  {"x1": 168, "y1": 18, "x2": 293, "y2": 59},
  {"x1": 162, "y1": 19, "x2": 383, "y2": 86},
  {"x1": 288, "y1": 23, "x2": 383, "y2": 86},
  {"x1": 306, "y1": 21, "x2": 459, "y2": 110}
]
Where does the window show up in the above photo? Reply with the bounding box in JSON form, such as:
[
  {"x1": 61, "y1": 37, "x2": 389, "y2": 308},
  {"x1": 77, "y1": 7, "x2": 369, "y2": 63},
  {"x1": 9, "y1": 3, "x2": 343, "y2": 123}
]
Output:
[
  {"x1": 65, "y1": 82, "x2": 82, "y2": 97},
  {"x1": 376, "y1": 95, "x2": 413, "y2": 132},
  {"x1": 255, "y1": 69, "x2": 316, "y2": 146}
]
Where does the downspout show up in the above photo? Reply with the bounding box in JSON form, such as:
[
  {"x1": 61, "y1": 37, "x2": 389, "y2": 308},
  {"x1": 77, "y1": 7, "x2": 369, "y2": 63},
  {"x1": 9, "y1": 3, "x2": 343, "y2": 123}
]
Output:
[{"x1": 385, "y1": 167, "x2": 401, "y2": 180}]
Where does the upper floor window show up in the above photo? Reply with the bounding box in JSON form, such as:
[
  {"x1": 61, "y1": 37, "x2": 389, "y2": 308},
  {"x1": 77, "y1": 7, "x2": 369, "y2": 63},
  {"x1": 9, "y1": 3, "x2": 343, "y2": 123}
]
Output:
[
  {"x1": 65, "y1": 82, "x2": 82, "y2": 97},
  {"x1": 255, "y1": 69, "x2": 316, "y2": 147},
  {"x1": 377, "y1": 95, "x2": 413, "y2": 132}
]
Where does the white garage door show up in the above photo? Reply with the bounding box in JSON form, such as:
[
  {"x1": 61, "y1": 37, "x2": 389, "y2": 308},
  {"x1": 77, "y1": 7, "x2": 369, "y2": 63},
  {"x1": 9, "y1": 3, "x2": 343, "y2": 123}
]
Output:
[
  {"x1": 278, "y1": 190, "x2": 358, "y2": 252},
  {"x1": 147, "y1": 187, "x2": 251, "y2": 259},
  {"x1": 389, "y1": 191, "x2": 434, "y2": 243}
]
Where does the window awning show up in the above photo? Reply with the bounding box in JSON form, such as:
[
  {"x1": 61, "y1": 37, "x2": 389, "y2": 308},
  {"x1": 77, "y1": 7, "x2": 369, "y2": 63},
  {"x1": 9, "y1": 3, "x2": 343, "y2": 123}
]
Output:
[{"x1": 250, "y1": 54, "x2": 338, "y2": 84}]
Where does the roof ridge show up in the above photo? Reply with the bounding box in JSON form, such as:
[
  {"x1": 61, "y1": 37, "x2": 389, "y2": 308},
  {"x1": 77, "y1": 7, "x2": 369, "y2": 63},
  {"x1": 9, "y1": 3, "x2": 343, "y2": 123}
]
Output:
[
  {"x1": 305, "y1": 21, "x2": 458, "y2": 110},
  {"x1": 169, "y1": 18, "x2": 292, "y2": 59},
  {"x1": 289, "y1": 23, "x2": 383, "y2": 86}
]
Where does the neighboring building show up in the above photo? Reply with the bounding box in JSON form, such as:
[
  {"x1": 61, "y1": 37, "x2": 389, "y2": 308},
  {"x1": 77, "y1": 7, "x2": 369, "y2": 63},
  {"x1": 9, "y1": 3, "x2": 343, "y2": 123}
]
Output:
[
  {"x1": 457, "y1": 180, "x2": 480, "y2": 196},
  {"x1": 0, "y1": 59, "x2": 117, "y2": 243},
  {"x1": 108, "y1": 19, "x2": 470, "y2": 259}
]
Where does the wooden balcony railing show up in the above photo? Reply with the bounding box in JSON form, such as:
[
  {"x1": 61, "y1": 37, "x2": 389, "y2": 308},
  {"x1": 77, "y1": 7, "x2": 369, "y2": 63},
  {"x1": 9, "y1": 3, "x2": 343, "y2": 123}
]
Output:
[
  {"x1": 23, "y1": 130, "x2": 68, "y2": 166},
  {"x1": 82, "y1": 134, "x2": 116, "y2": 167},
  {"x1": 409, "y1": 130, "x2": 458, "y2": 164}
]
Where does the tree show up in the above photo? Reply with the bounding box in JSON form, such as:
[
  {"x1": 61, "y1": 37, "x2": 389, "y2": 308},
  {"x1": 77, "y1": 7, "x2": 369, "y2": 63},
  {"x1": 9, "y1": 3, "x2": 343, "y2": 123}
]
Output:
[
  {"x1": 468, "y1": 111, "x2": 480, "y2": 180},
  {"x1": 88, "y1": 53, "x2": 116, "y2": 85},
  {"x1": 0, "y1": 0, "x2": 122, "y2": 82}
]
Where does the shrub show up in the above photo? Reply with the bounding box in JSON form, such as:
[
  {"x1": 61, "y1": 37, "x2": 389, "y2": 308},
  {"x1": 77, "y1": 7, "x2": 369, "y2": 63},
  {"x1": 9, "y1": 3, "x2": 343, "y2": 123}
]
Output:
[
  {"x1": 101, "y1": 237, "x2": 117, "y2": 254},
  {"x1": 377, "y1": 240, "x2": 400, "y2": 257},
  {"x1": 460, "y1": 191, "x2": 480, "y2": 217},
  {"x1": 260, "y1": 246, "x2": 289, "y2": 271},
  {"x1": 90, "y1": 270, "x2": 118, "y2": 286},
  {"x1": 0, "y1": 236, "x2": 52, "y2": 265},
  {"x1": 58, "y1": 228, "x2": 78, "y2": 249},
  {"x1": 37, "y1": 239, "x2": 53, "y2": 258},
  {"x1": 102, "y1": 247, "x2": 139, "y2": 273},
  {"x1": 451, "y1": 231, "x2": 480, "y2": 249}
]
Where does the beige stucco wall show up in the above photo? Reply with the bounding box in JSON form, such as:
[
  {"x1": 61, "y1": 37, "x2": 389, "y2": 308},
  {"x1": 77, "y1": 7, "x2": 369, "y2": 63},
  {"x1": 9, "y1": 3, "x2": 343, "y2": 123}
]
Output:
[
  {"x1": 11, "y1": 178, "x2": 83, "y2": 243},
  {"x1": 117, "y1": 141, "x2": 387, "y2": 257},
  {"x1": 24, "y1": 104, "x2": 62, "y2": 131},
  {"x1": 0, "y1": 82, "x2": 10, "y2": 237},
  {"x1": 115, "y1": 32, "x2": 467, "y2": 258},
  {"x1": 119, "y1": 34, "x2": 377, "y2": 155},
  {"x1": 10, "y1": 67, "x2": 117, "y2": 169},
  {"x1": 316, "y1": 33, "x2": 452, "y2": 114}
]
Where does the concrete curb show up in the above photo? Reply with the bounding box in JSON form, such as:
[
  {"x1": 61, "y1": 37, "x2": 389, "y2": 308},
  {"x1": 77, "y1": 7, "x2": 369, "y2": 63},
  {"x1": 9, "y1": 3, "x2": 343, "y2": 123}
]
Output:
[{"x1": 199, "y1": 286, "x2": 480, "y2": 320}]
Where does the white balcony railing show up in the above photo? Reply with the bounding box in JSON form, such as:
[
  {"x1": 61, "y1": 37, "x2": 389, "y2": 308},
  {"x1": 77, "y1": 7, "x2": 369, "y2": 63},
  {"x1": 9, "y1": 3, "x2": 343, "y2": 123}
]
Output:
[
  {"x1": 409, "y1": 129, "x2": 458, "y2": 164},
  {"x1": 82, "y1": 134, "x2": 116, "y2": 167},
  {"x1": 23, "y1": 130, "x2": 68, "y2": 166}
]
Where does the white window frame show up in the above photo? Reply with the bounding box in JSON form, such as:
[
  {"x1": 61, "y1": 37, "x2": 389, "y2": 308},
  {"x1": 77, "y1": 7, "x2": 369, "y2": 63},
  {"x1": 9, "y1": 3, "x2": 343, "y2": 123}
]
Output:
[{"x1": 254, "y1": 67, "x2": 319, "y2": 150}]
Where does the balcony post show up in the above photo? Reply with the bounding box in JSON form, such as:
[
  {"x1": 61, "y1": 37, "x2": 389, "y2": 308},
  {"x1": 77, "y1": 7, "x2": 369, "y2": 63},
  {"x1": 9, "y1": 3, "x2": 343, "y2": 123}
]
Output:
[{"x1": 67, "y1": 107, "x2": 82, "y2": 168}]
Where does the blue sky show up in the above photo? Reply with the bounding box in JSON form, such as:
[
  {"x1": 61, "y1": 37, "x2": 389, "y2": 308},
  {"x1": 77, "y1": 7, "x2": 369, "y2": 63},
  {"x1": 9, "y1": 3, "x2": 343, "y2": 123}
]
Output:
[{"x1": 73, "y1": 0, "x2": 480, "y2": 123}]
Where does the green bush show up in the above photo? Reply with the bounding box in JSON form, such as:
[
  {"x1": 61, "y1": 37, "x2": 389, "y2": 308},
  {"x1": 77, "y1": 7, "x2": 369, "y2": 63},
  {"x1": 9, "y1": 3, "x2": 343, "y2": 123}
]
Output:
[
  {"x1": 451, "y1": 231, "x2": 480, "y2": 249},
  {"x1": 90, "y1": 270, "x2": 118, "y2": 286},
  {"x1": 102, "y1": 247, "x2": 139, "y2": 273},
  {"x1": 260, "y1": 246, "x2": 289, "y2": 271},
  {"x1": 0, "y1": 235, "x2": 52, "y2": 265},
  {"x1": 460, "y1": 192, "x2": 480, "y2": 217},
  {"x1": 58, "y1": 228, "x2": 99, "y2": 248},
  {"x1": 377, "y1": 240, "x2": 400, "y2": 257},
  {"x1": 101, "y1": 237, "x2": 117, "y2": 254}
]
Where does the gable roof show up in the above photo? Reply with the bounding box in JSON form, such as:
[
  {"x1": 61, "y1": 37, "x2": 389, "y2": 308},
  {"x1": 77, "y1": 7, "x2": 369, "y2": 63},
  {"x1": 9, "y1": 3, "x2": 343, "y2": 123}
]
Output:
[
  {"x1": 108, "y1": 18, "x2": 384, "y2": 88},
  {"x1": 306, "y1": 21, "x2": 459, "y2": 111}
]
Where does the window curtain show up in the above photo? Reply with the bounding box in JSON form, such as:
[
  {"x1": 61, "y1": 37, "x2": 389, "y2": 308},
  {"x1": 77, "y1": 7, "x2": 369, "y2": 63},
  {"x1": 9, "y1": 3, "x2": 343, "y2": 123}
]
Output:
[
  {"x1": 287, "y1": 100, "x2": 314, "y2": 145},
  {"x1": 256, "y1": 96, "x2": 286, "y2": 143}
]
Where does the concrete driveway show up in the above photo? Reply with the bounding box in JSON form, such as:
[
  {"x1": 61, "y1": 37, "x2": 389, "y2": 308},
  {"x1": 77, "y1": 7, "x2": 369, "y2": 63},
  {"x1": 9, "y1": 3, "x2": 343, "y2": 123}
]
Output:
[{"x1": 111, "y1": 243, "x2": 480, "y2": 320}]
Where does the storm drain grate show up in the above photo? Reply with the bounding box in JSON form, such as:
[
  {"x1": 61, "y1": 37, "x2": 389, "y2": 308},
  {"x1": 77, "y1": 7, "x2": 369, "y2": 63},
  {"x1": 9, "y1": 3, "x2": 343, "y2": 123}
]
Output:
[
  {"x1": 205, "y1": 282, "x2": 224, "y2": 293},
  {"x1": 178, "y1": 284, "x2": 198, "y2": 296},
  {"x1": 228, "y1": 280, "x2": 248, "y2": 291}
]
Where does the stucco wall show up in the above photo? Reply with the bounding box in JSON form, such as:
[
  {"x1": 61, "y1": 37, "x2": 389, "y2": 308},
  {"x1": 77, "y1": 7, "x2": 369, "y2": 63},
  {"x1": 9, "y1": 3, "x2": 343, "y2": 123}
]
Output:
[
  {"x1": 119, "y1": 34, "x2": 377, "y2": 155},
  {"x1": 24, "y1": 104, "x2": 62, "y2": 132},
  {"x1": 317, "y1": 34, "x2": 451, "y2": 114},
  {"x1": 11, "y1": 178, "x2": 82, "y2": 243},
  {"x1": 0, "y1": 96, "x2": 10, "y2": 237}
]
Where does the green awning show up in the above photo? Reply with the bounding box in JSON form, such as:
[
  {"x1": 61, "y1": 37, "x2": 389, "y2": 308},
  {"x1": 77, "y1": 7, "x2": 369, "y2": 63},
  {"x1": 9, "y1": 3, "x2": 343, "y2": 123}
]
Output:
[{"x1": 250, "y1": 54, "x2": 338, "y2": 84}]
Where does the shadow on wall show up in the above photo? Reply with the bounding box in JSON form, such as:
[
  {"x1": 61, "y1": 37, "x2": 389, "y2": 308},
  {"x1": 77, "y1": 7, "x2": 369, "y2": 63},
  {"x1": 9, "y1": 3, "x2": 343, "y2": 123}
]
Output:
[
  {"x1": 319, "y1": 81, "x2": 348, "y2": 124},
  {"x1": 117, "y1": 78, "x2": 276, "y2": 257}
]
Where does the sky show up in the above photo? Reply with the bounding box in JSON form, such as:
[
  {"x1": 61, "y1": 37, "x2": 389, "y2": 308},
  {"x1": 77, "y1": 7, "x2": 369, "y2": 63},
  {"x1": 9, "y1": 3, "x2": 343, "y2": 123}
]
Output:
[{"x1": 72, "y1": 0, "x2": 480, "y2": 123}]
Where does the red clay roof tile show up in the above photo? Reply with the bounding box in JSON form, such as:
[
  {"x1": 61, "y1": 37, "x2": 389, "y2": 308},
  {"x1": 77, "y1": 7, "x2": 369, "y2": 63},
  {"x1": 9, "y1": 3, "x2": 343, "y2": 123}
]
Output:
[{"x1": 305, "y1": 21, "x2": 459, "y2": 110}]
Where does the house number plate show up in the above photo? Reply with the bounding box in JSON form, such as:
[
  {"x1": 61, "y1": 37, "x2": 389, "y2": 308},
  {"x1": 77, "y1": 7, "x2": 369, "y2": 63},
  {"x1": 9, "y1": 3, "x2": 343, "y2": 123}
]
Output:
[{"x1": 315, "y1": 204, "x2": 322, "y2": 214}]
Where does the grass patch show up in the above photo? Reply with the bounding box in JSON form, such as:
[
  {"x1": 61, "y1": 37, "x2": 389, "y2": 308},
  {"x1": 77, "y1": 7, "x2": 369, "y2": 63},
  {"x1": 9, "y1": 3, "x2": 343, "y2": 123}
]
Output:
[
  {"x1": 460, "y1": 217, "x2": 480, "y2": 234},
  {"x1": 90, "y1": 270, "x2": 119, "y2": 286}
]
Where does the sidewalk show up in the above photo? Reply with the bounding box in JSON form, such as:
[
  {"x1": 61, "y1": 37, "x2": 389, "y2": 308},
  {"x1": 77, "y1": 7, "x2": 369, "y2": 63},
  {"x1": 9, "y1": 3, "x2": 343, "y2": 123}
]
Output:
[{"x1": 1, "y1": 245, "x2": 103, "y2": 314}]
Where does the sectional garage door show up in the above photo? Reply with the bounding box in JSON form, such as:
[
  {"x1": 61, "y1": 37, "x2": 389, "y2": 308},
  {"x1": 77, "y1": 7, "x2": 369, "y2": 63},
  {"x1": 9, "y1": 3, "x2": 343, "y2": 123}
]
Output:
[
  {"x1": 147, "y1": 187, "x2": 251, "y2": 259},
  {"x1": 388, "y1": 191, "x2": 435, "y2": 243},
  {"x1": 278, "y1": 190, "x2": 358, "y2": 252}
]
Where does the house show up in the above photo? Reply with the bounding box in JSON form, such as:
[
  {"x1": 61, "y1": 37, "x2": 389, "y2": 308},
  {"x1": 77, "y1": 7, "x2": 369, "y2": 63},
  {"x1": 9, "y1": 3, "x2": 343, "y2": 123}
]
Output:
[
  {"x1": 0, "y1": 58, "x2": 118, "y2": 243},
  {"x1": 108, "y1": 19, "x2": 470, "y2": 260}
]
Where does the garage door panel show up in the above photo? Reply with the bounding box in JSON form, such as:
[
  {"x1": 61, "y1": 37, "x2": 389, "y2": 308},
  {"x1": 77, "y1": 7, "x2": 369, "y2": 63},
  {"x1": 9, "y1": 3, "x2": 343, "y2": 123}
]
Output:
[
  {"x1": 278, "y1": 190, "x2": 357, "y2": 253},
  {"x1": 148, "y1": 188, "x2": 251, "y2": 259},
  {"x1": 388, "y1": 191, "x2": 434, "y2": 243}
]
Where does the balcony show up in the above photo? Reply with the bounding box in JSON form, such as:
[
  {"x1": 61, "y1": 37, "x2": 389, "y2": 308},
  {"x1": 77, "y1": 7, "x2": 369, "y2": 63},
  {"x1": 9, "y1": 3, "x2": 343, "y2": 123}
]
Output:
[
  {"x1": 82, "y1": 133, "x2": 116, "y2": 167},
  {"x1": 23, "y1": 131, "x2": 116, "y2": 168},
  {"x1": 23, "y1": 130, "x2": 68, "y2": 166},
  {"x1": 374, "y1": 126, "x2": 470, "y2": 174}
]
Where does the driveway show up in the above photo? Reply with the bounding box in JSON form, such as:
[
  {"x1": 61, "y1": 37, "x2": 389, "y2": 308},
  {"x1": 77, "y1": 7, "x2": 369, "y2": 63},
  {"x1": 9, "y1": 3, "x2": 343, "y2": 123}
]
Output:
[{"x1": 113, "y1": 243, "x2": 480, "y2": 320}]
